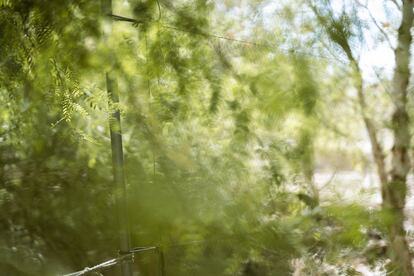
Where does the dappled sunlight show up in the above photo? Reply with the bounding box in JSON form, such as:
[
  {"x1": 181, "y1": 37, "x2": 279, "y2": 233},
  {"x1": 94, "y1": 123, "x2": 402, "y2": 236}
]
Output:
[{"x1": 1, "y1": 0, "x2": 414, "y2": 275}]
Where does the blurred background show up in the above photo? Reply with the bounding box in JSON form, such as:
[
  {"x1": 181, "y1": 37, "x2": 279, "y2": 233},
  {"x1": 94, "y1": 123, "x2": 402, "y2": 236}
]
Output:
[{"x1": 1, "y1": 0, "x2": 413, "y2": 275}]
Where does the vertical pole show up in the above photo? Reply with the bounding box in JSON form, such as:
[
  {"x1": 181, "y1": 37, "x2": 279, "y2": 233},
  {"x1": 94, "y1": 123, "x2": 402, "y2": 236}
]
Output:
[
  {"x1": 101, "y1": 1, "x2": 133, "y2": 276},
  {"x1": 158, "y1": 247, "x2": 166, "y2": 276}
]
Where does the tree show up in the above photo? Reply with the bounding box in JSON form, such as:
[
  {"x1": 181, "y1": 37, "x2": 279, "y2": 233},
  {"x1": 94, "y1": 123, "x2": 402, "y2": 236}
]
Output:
[
  {"x1": 387, "y1": 1, "x2": 413, "y2": 274},
  {"x1": 2, "y1": 0, "x2": 408, "y2": 275},
  {"x1": 309, "y1": 0, "x2": 414, "y2": 274}
]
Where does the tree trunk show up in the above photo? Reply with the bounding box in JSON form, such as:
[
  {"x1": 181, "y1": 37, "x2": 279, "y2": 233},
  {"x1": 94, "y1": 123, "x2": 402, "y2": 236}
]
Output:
[
  {"x1": 385, "y1": 1, "x2": 414, "y2": 275},
  {"x1": 101, "y1": 1, "x2": 133, "y2": 276},
  {"x1": 351, "y1": 61, "x2": 389, "y2": 200},
  {"x1": 310, "y1": 1, "x2": 413, "y2": 273}
]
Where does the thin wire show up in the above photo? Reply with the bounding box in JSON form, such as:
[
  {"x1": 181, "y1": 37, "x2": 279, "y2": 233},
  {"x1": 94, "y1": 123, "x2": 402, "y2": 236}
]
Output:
[
  {"x1": 62, "y1": 254, "x2": 131, "y2": 276},
  {"x1": 109, "y1": 13, "x2": 356, "y2": 63},
  {"x1": 110, "y1": 14, "x2": 266, "y2": 47},
  {"x1": 62, "y1": 247, "x2": 160, "y2": 276},
  {"x1": 63, "y1": 237, "x2": 240, "y2": 276},
  {"x1": 162, "y1": 24, "x2": 267, "y2": 47},
  {"x1": 109, "y1": 9, "x2": 398, "y2": 70}
]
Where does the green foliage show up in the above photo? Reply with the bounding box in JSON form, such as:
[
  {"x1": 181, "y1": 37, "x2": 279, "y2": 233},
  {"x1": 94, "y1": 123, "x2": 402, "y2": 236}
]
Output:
[{"x1": 0, "y1": 0, "x2": 392, "y2": 275}]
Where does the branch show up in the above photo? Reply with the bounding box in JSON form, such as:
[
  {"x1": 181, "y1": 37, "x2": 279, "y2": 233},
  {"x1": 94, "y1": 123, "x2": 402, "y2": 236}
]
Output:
[
  {"x1": 356, "y1": 0, "x2": 395, "y2": 50},
  {"x1": 308, "y1": 0, "x2": 388, "y2": 191},
  {"x1": 390, "y1": 0, "x2": 401, "y2": 11}
]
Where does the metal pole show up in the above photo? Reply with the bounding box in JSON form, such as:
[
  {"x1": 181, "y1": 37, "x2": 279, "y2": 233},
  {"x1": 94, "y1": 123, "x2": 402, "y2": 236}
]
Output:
[{"x1": 101, "y1": 0, "x2": 133, "y2": 275}]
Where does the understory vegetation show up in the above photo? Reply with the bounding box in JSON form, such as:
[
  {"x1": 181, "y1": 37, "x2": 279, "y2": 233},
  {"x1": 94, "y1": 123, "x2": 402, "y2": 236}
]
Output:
[{"x1": 1, "y1": 0, "x2": 414, "y2": 275}]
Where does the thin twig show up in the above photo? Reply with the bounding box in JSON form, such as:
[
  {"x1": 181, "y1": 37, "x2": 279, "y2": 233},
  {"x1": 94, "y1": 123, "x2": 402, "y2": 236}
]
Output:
[
  {"x1": 390, "y1": 0, "x2": 401, "y2": 11},
  {"x1": 356, "y1": 0, "x2": 395, "y2": 50}
]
